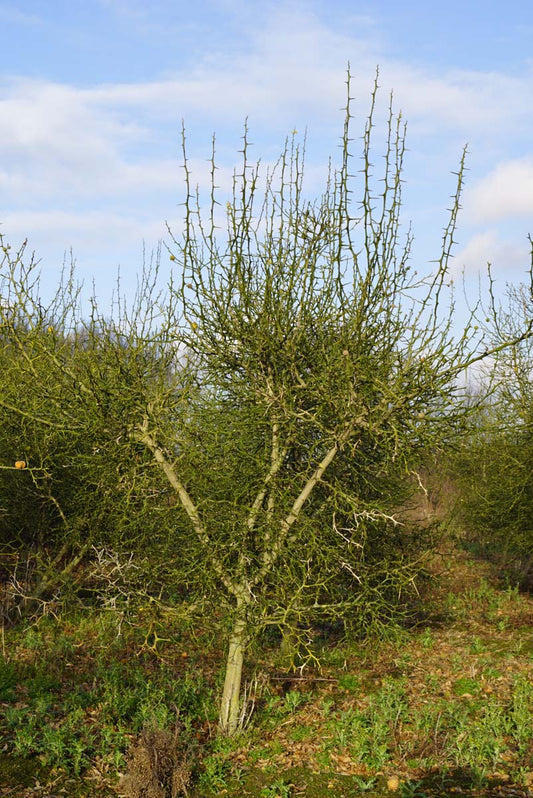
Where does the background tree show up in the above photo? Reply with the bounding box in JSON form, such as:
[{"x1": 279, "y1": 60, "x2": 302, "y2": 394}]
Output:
[
  {"x1": 452, "y1": 268, "x2": 533, "y2": 587},
  {"x1": 0, "y1": 245, "x2": 193, "y2": 614},
  {"x1": 1, "y1": 76, "x2": 529, "y2": 735}
]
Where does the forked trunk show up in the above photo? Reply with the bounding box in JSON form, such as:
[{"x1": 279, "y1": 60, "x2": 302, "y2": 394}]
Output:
[{"x1": 219, "y1": 615, "x2": 247, "y2": 735}]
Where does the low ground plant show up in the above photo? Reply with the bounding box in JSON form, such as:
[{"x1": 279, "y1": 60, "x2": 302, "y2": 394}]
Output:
[
  {"x1": 2, "y1": 549, "x2": 533, "y2": 796},
  {"x1": 0, "y1": 609, "x2": 214, "y2": 783}
]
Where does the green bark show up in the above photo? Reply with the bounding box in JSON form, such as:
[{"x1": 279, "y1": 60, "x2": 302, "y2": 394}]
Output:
[{"x1": 219, "y1": 615, "x2": 247, "y2": 734}]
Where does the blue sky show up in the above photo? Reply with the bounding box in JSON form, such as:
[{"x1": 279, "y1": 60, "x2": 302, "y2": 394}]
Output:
[{"x1": 0, "y1": 0, "x2": 532, "y2": 310}]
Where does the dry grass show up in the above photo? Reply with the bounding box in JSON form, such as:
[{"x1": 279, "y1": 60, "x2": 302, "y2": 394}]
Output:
[{"x1": 119, "y1": 721, "x2": 193, "y2": 798}]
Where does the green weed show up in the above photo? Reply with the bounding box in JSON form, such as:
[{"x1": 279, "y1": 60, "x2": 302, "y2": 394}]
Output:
[
  {"x1": 288, "y1": 725, "x2": 313, "y2": 742},
  {"x1": 282, "y1": 690, "x2": 306, "y2": 714},
  {"x1": 196, "y1": 729, "x2": 249, "y2": 790},
  {"x1": 449, "y1": 580, "x2": 511, "y2": 625},
  {"x1": 419, "y1": 628, "x2": 435, "y2": 649},
  {"x1": 452, "y1": 676, "x2": 481, "y2": 696},
  {"x1": 259, "y1": 777, "x2": 294, "y2": 797},
  {"x1": 1, "y1": 624, "x2": 213, "y2": 778},
  {"x1": 509, "y1": 675, "x2": 533, "y2": 753},
  {"x1": 337, "y1": 673, "x2": 360, "y2": 693},
  {"x1": 319, "y1": 697, "x2": 335, "y2": 717},
  {"x1": 353, "y1": 775, "x2": 378, "y2": 792},
  {"x1": 0, "y1": 658, "x2": 17, "y2": 700},
  {"x1": 198, "y1": 756, "x2": 230, "y2": 792},
  {"x1": 469, "y1": 636, "x2": 486, "y2": 654}
]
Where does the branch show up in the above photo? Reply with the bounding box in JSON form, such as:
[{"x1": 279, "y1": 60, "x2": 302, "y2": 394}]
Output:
[
  {"x1": 0, "y1": 398, "x2": 79, "y2": 430},
  {"x1": 252, "y1": 442, "x2": 339, "y2": 586},
  {"x1": 454, "y1": 318, "x2": 533, "y2": 377},
  {"x1": 246, "y1": 422, "x2": 288, "y2": 534},
  {"x1": 135, "y1": 418, "x2": 239, "y2": 597}
]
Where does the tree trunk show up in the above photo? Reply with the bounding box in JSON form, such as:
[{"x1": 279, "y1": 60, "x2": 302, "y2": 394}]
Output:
[
  {"x1": 280, "y1": 626, "x2": 300, "y2": 670},
  {"x1": 219, "y1": 615, "x2": 247, "y2": 735}
]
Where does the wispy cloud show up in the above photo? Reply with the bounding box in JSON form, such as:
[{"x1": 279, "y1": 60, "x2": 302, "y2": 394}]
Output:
[
  {"x1": 454, "y1": 230, "x2": 530, "y2": 278},
  {"x1": 51, "y1": 4, "x2": 533, "y2": 152},
  {"x1": 0, "y1": 1, "x2": 532, "y2": 299},
  {"x1": 0, "y1": 4, "x2": 42, "y2": 26},
  {"x1": 464, "y1": 158, "x2": 533, "y2": 224},
  {"x1": 2, "y1": 29, "x2": 531, "y2": 208},
  {"x1": 1, "y1": 209, "x2": 166, "y2": 249}
]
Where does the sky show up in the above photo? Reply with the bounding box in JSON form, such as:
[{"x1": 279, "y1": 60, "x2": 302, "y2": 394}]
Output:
[{"x1": 0, "y1": 0, "x2": 532, "y2": 314}]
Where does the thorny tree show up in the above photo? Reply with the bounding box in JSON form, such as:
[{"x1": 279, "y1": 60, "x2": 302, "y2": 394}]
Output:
[
  {"x1": 137, "y1": 77, "x2": 532, "y2": 733},
  {"x1": 451, "y1": 266, "x2": 533, "y2": 585},
  {"x1": 2, "y1": 76, "x2": 531, "y2": 734}
]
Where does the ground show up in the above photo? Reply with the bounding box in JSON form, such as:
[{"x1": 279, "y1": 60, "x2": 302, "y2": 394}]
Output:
[{"x1": 2, "y1": 539, "x2": 533, "y2": 798}]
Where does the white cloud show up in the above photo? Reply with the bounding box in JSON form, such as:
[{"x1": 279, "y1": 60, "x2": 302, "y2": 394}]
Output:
[
  {"x1": 0, "y1": 79, "x2": 146, "y2": 202},
  {"x1": 453, "y1": 230, "x2": 529, "y2": 277},
  {"x1": 0, "y1": 7, "x2": 531, "y2": 210},
  {"x1": 80, "y1": 7, "x2": 533, "y2": 142},
  {"x1": 0, "y1": 209, "x2": 166, "y2": 253},
  {"x1": 379, "y1": 65, "x2": 533, "y2": 135},
  {"x1": 0, "y1": 1, "x2": 532, "y2": 297},
  {"x1": 0, "y1": 74, "x2": 254, "y2": 208},
  {"x1": 464, "y1": 158, "x2": 533, "y2": 224},
  {"x1": 0, "y1": 208, "x2": 175, "y2": 307}
]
